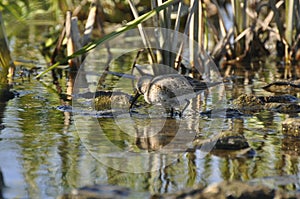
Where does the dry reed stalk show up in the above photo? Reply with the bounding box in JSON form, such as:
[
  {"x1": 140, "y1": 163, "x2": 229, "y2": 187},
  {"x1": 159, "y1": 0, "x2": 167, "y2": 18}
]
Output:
[
  {"x1": 128, "y1": 0, "x2": 156, "y2": 65},
  {"x1": 66, "y1": 11, "x2": 81, "y2": 70},
  {"x1": 0, "y1": 12, "x2": 15, "y2": 79},
  {"x1": 82, "y1": 3, "x2": 97, "y2": 46}
]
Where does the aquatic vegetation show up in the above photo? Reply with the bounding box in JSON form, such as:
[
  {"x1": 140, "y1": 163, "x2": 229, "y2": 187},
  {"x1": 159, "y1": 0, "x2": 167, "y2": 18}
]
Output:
[
  {"x1": 1, "y1": 1, "x2": 299, "y2": 80},
  {"x1": 2, "y1": 1, "x2": 300, "y2": 198}
]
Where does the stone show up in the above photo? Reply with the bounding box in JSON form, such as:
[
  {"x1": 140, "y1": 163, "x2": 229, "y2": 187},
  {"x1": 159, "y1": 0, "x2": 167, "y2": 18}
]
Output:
[
  {"x1": 282, "y1": 137, "x2": 300, "y2": 156},
  {"x1": 151, "y1": 181, "x2": 279, "y2": 199},
  {"x1": 263, "y1": 82, "x2": 300, "y2": 94},
  {"x1": 58, "y1": 184, "x2": 131, "y2": 199},
  {"x1": 94, "y1": 91, "x2": 131, "y2": 111},
  {"x1": 214, "y1": 134, "x2": 250, "y2": 150},
  {"x1": 200, "y1": 108, "x2": 246, "y2": 118},
  {"x1": 282, "y1": 118, "x2": 300, "y2": 137}
]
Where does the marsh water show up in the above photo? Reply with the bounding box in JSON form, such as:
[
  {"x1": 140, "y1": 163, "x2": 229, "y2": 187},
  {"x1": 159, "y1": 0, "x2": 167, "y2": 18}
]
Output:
[{"x1": 1, "y1": 12, "x2": 300, "y2": 199}]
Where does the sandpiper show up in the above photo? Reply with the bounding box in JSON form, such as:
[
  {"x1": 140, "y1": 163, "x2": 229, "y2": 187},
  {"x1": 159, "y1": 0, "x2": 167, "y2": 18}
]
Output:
[{"x1": 131, "y1": 74, "x2": 221, "y2": 116}]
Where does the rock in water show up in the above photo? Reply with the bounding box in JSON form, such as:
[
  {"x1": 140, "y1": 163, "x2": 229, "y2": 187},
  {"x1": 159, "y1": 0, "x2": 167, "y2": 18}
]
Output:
[
  {"x1": 263, "y1": 82, "x2": 300, "y2": 93},
  {"x1": 282, "y1": 118, "x2": 300, "y2": 137},
  {"x1": 58, "y1": 184, "x2": 131, "y2": 199},
  {"x1": 152, "y1": 181, "x2": 279, "y2": 199}
]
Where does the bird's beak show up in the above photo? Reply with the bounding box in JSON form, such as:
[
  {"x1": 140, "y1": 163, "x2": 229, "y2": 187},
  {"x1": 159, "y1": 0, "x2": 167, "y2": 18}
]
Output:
[{"x1": 130, "y1": 92, "x2": 141, "y2": 110}]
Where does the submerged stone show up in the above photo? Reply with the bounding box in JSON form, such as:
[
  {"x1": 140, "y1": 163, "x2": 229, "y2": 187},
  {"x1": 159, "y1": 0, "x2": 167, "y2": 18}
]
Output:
[
  {"x1": 200, "y1": 108, "x2": 245, "y2": 118},
  {"x1": 263, "y1": 81, "x2": 300, "y2": 93},
  {"x1": 94, "y1": 91, "x2": 131, "y2": 111},
  {"x1": 232, "y1": 94, "x2": 300, "y2": 114},
  {"x1": 201, "y1": 181, "x2": 275, "y2": 199},
  {"x1": 211, "y1": 147, "x2": 256, "y2": 158},
  {"x1": 194, "y1": 131, "x2": 251, "y2": 153},
  {"x1": 152, "y1": 181, "x2": 282, "y2": 199},
  {"x1": 257, "y1": 94, "x2": 298, "y2": 103},
  {"x1": 282, "y1": 118, "x2": 300, "y2": 136},
  {"x1": 272, "y1": 103, "x2": 300, "y2": 114},
  {"x1": 214, "y1": 135, "x2": 250, "y2": 150},
  {"x1": 282, "y1": 137, "x2": 300, "y2": 156},
  {"x1": 58, "y1": 184, "x2": 131, "y2": 199}
]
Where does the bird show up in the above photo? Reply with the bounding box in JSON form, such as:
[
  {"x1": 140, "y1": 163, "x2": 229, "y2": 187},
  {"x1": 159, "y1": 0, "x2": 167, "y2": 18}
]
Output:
[{"x1": 130, "y1": 73, "x2": 222, "y2": 117}]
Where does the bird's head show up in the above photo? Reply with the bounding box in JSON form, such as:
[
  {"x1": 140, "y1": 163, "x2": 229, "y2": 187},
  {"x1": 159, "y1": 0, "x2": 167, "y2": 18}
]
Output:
[{"x1": 136, "y1": 75, "x2": 152, "y2": 94}]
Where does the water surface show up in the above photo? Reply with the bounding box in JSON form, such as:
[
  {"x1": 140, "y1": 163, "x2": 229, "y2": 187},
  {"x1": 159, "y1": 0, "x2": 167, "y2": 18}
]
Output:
[{"x1": 0, "y1": 7, "x2": 300, "y2": 199}]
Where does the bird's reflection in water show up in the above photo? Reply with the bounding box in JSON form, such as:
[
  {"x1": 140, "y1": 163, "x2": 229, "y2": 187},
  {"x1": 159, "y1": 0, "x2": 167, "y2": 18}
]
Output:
[{"x1": 134, "y1": 118, "x2": 194, "y2": 153}]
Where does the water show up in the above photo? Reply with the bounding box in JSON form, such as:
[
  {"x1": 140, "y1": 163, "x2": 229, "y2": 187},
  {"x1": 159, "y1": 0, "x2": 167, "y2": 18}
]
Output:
[
  {"x1": 1, "y1": 58, "x2": 300, "y2": 199},
  {"x1": 1, "y1": 6, "x2": 300, "y2": 199}
]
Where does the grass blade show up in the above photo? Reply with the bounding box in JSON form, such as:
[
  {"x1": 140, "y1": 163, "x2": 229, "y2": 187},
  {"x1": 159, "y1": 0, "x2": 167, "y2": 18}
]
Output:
[{"x1": 127, "y1": 0, "x2": 156, "y2": 64}]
